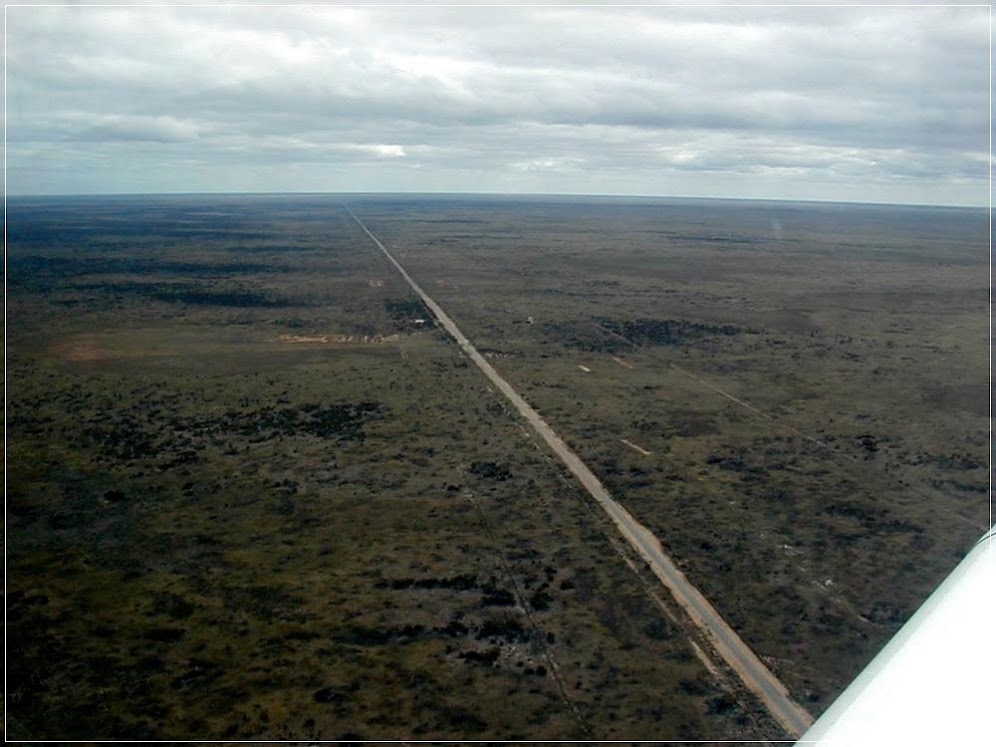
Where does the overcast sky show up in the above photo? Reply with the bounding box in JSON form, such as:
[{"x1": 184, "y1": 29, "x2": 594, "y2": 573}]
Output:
[{"x1": 5, "y1": 1, "x2": 990, "y2": 205}]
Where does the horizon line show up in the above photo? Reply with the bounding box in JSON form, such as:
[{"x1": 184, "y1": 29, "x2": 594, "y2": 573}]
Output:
[{"x1": 4, "y1": 189, "x2": 987, "y2": 211}]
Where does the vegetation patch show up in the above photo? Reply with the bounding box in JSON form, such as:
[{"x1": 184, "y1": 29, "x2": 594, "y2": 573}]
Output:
[
  {"x1": 596, "y1": 317, "x2": 747, "y2": 347},
  {"x1": 212, "y1": 402, "x2": 382, "y2": 441},
  {"x1": 469, "y1": 461, "x2": 513, "y2": 481},
  {"x1": 385, "y1": 298, "x2": 432, "y2": 330}
]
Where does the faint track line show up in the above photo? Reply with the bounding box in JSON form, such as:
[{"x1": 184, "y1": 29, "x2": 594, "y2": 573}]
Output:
[
  {"x1": 668, "y1": 363, "x2": 831, "y2": 450},
  {"x1": 465, "y1": 491, "x2": 593, "y2": 738},
  {"x1": 590, "y1": 322, "x2": 984, "y2": 530},
  {"x1": 596, "y1": 322, "x2": 824, "y2": 442}
]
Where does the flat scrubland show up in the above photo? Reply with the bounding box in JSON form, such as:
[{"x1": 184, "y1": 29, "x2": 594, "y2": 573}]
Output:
[{"x1": 6, "y1": 193, "x2": 988, "y2": 740}]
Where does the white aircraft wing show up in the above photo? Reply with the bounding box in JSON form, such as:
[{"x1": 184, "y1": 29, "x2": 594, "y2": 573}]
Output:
[{"x1": 797, "y1": 526, "x2": 995, "y2": 745}]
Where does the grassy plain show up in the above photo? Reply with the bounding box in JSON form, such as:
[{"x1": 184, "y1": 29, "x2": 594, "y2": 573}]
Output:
[{"x1": 6, "y1": 193, "x2": 988, "y2": 740}]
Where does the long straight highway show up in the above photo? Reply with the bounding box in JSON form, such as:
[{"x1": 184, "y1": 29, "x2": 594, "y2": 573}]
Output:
[{"x1": 346, "y1": 207, "x2": 815, "y2": 738}]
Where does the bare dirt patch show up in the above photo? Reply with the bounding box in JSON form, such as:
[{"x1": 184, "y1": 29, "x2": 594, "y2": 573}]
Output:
[{"x1": 52, "y1": 339, "x2": 113, "y2": 362}]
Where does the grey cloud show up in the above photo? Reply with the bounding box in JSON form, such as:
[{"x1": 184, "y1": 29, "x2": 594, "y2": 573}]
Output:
[
  {"x1": 5, "y1": 2, "x2": 989, "y2": 205},
  {"x1": 68, "y1": 114, "x2": 201, "y2": 143}
]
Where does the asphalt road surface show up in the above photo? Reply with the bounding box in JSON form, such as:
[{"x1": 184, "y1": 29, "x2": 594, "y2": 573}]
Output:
[{"x1": 347, "y1": 207, "x2": 815, "y2": 738}]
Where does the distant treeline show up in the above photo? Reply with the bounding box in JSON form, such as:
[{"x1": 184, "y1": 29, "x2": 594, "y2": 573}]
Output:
[
  {"x1": 61, "y1": 280, "x2": 301, "y2": 308},
  {"x1": 8, "y1": 254, "x2": 289, "y2": 280}
]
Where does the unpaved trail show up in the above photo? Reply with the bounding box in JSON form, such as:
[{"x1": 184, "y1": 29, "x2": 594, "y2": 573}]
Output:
[{"x1": 346, "y1": 207, "x2": 814, "y2": 738}]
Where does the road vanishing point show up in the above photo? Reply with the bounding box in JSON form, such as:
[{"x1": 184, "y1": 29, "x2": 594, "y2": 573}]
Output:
[{"x1": 346, "y1": 207, "x2": 815, "y2": 738}]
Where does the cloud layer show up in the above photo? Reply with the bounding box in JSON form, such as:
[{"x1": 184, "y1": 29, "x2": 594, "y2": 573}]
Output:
[{"x1": 6, "y1": 1, "x2": 989, "y2": 204}]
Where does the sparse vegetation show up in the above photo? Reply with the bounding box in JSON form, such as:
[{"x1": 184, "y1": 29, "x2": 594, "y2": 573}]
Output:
[{"x1": 6, "y1": 194, "x2": 987, "y2": 741}]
